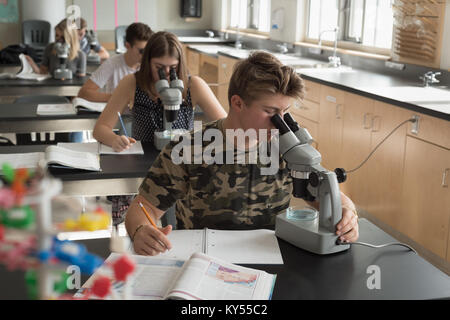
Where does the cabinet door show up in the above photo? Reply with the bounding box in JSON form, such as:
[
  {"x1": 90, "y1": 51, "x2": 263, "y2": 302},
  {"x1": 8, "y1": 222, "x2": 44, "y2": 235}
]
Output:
[
  {"x1": 400, "y1": 137, "x2": 450, "y2": 259},
  {"x1": 199, "y1": 54, "x2": 218, "y2": 98},
  {"x1": 186, "y1": 49, "x2": 200, "y2": 76},
  {"x1": 290, "y1": 112, "x2": 319, "y2": 150},
  {"x1": 217, "y1": 55, "x2": 239, "y2": 112},
  {"x1": 364, "y1": 101, "x2": 410, "y2": 229},
  {"x1": 317, "y1": 86, "x2": 345, "y2": 170},
  {"x1": 340, "y1": 93, "x2": 374, "y2": 203}
]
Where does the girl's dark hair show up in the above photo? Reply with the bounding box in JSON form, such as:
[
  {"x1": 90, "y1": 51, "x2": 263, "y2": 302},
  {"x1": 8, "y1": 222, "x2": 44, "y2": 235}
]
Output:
[{"x1": 135, "y1": 31, "x2": 189, "y2": 98}]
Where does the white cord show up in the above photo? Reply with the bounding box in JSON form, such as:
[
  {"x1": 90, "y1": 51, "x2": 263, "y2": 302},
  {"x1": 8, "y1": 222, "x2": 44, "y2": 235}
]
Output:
[{"x1": 338, "y1": 240, "x2": 417, "y2": 254}]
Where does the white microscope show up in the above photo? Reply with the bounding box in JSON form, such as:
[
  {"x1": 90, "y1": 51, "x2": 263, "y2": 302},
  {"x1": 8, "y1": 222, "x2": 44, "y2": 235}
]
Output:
[
  {"x1": 53, "y1": 42, "x2": 73, "y2": 80},
  {"x1": 271, "y1": 113, "x2": 350, "y2": 254},
  {"x1": 153, "y1": 67, "x2": 187, "y2": 150}
]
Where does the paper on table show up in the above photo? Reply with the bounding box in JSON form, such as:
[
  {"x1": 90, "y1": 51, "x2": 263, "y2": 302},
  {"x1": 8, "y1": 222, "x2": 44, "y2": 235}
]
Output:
[
  {"x1": 37, "y1": 103, "x2": 76, "y2": 115},
  {"x1": 0, "y1": 152, "x2": 45, "y2": 169},
  {"x1": 0, "y1": 54, "x2": 51, "y2": 81},
  {"x1": 206, "y1": 229, "x2": 283, "y2": 264},
  {"x1": 57, "y1": 141, "x2": 144, "y2": 155}
]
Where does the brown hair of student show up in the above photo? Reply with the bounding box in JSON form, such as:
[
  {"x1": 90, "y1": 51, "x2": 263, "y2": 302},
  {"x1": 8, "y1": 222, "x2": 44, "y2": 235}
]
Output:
[
  {"x1": 228, "y1": 51, "x2": 305, "y2": 106},
  {"x1": 135, "y1": 31, "x2": 189, "y2": 99},
  {"x1": 125, "y1": 22, "x2": 153, "y2": 46}
]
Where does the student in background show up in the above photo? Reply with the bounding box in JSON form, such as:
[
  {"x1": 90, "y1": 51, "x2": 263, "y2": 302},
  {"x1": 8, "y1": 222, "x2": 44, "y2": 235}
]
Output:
[
  {"x1": 77, "y1": 17, "x2": 110, "y2": 61},
  {"x1": 93, "y1": 31, "x2": 227, "y2": 224},
  {"x1": 26, "y1": 18, "x2": 86, "y2": 77},
  {"x1": 77, "y1": 22, "x2": 153, "y2": 102},
  {"x1": 124, "y1": 51, "x2": 359, "y2": 256}
]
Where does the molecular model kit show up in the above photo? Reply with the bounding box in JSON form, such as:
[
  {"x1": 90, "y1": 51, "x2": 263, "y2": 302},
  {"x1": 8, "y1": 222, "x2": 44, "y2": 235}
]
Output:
[{"x1": 0, "y1": 161, "x2": 135, "y2": 300}]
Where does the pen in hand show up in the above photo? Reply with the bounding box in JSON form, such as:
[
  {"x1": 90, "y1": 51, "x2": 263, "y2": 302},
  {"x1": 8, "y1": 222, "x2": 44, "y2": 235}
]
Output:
[{"x1": 117, "y1": 111, "x2": 130, "y2": 138}]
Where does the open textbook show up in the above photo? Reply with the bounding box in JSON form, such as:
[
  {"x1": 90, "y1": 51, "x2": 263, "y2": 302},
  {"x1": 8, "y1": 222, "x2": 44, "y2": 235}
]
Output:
[
  {"x1": 152, "y1": 228, "x2": 283, "y2": 265},
  {"x1": 57, "y1": 141, "x2": 144, "y2": 155},
  {"x1": 36, "y1": 97, "x2": 107, "y2": 115},
  {"x1": 0, "y1": 145, "x2": 100, "y2": 171},
  {"x1": 77, "y1": 252, "x2": 277, "y2": 300},
  {"x1": 0, "y1": 53, "x2": 51, "y2": 81}
]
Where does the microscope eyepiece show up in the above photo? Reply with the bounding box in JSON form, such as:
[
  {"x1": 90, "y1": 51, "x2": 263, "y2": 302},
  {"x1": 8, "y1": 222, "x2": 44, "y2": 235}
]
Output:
[
  {"x1": 158, "y1": 68, "x2": 167, "y2": 80},
  {"x1": 283, "y1": 113, "x2": 300, "y2": 133},
  {"x1": 270, "y1": 114, "x2": 290, "y2": 135},
  {"x1": 169, "y1": 67, "x2": 178, "y2": 81}
]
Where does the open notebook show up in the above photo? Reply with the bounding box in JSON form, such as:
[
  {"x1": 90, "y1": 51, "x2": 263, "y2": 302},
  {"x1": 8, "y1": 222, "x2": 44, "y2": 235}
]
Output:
[
  {"x1": 36, "y1": 97, "x2": 107, "y2": 115},
  {"x1": 0, "y1": 54, "x2": 51, "y2": 81},
  {"x1": 77, "y1": 252, "x2": 277, "y2": 300},
  {"x1": 150, "y1": 228, "x2": 283, "y2": 264},
  {"x1": 0, "y1": 145, "x2": 101, "y2": 171}
]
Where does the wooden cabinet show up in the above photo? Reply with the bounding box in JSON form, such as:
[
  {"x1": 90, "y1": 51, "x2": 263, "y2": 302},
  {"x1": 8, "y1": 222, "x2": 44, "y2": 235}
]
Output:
[
  {"x1": 199, "y1": 54, "x2": 219, "y2": 98},
  {"x1": 185, "y1": 48, "x2": 200, "y2": 77},
  {"x1": 359, "y1": 101, "x2": 411, "y2": 229},
  {"x1": 399, "y1": 136, "x2": 450, "y2": 260},
  {"x1": 218, "y1": 55, "x2": 239, "y2": 112},
  {"x1": 340, "y1": 93, "x2": 375, "y2": 205},
  {"x1": 317, "y1": 86, "x2": 345, "y2": 170}
]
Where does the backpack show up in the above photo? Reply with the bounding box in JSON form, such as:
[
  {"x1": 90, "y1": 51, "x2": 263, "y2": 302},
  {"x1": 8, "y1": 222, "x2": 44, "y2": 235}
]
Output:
[{"x1": 0, "y1": 44, "x2": 40, "y2": 64}]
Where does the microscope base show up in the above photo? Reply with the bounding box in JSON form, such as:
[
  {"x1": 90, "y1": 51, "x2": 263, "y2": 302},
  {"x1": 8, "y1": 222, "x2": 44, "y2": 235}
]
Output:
[
  {"x1": 87, "y1": 54, "x2": 101, "y2": 64},
  {"x1": 54, "y1": 69, "x2": 73, "y2": 80},
  {"x1": 275, "y1": 212, "x2": 350, "y2": 255},
  {"x1": 154, "y1": 129, "x2": 189, "y2": 150}
]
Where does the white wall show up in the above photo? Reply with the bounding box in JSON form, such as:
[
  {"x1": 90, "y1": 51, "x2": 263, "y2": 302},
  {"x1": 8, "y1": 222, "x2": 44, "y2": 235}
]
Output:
[
  {"x1": 440, "y1": 1, "x2": 450, "y2": 70},
  {"x1": 21, "y1": 0, "x2": 66, "y2": 41}
]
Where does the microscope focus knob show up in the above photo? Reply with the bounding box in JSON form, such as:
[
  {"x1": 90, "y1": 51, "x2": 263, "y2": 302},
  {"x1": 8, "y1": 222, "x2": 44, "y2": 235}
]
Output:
[
  {"x1": 334, "y1": 168, "x2": 347, "y2": 183},
  {"x1": 309, "y1": 172, "x2": 322, "y2": 187}
]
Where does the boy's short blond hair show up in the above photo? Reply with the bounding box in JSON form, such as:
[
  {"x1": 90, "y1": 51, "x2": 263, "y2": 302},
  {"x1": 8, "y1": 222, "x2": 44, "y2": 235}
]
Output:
[{"x1": 228, "y1": 51, "x2": 305, "y2": 106}]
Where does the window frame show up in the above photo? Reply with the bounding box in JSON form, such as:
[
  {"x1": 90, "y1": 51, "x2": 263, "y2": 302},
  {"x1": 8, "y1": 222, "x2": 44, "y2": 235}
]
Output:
[
  {"x1": 304, "y1": 0, "x2": 392, "y2": 56},
  {"x1": 226, "y1": 0, "x2": 271, "y2": 36}
]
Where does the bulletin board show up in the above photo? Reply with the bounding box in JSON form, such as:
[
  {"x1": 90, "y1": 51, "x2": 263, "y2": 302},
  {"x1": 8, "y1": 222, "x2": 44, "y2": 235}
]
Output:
[{"x1": 0, "y1": 0, "x2": 19, "y2": 23}]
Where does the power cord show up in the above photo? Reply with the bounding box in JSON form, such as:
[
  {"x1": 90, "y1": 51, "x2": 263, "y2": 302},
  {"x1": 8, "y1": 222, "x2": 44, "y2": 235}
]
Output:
[
  {"x1": 347, "y1": 117, "x2": 417, "y2": 174},
  {"x1": 336, "y1": 239, "x2": 417, "y2": 254}
]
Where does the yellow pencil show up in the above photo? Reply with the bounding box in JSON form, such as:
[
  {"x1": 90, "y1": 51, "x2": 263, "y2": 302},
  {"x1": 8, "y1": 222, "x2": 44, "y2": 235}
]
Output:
[{"x1": 138, "y1": 201, "x2": 158, "y2": 229}]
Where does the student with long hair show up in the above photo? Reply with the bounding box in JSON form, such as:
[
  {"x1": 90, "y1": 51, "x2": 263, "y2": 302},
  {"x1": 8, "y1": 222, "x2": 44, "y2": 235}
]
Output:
[{"x1": 26, "y1": 18, "x2": 86, "y2": 77}]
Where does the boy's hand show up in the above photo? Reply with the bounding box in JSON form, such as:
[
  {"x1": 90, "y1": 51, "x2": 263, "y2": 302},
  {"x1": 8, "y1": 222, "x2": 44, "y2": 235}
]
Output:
[{"x1": 133, "y1": 224, "x2": 173, "y2": 256}]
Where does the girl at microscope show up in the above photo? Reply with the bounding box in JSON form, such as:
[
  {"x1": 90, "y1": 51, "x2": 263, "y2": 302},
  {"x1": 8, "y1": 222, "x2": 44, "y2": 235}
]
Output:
[
  {"x1": 26, "y1": 18, "x2": 87, "y2": 77},
  {"x1": 93, "y1": 31, "x2": 227, "y2": 224}
]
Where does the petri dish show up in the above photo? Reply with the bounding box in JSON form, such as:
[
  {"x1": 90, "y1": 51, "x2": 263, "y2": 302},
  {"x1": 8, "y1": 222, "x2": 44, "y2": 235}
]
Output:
[{"x1": 286, "y1": 206, "x2": 318, "y2": 221}]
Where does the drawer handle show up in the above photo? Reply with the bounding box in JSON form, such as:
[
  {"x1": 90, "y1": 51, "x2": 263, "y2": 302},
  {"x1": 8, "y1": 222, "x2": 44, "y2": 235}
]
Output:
[
  {"x1": 442, "y1": 168, "x2": 449, "y2": 188},
  {"x1": 363, "y1": 113, "x2": 373, "y2": 129},
  {"x1": 335, "y1": 104, "x2": 343, "y2": 119},
  {"x1": 371, "y1": 116, "x2": 381, "y2": 132}
]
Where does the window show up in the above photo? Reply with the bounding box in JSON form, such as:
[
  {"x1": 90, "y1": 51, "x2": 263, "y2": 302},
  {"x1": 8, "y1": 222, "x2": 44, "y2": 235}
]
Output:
[
  {"x1": 307, "y1": 0, "x2": 393, "y2": 49},
  {"x1": 229, "y1": 0, "x2": 271, "y2": 33}
]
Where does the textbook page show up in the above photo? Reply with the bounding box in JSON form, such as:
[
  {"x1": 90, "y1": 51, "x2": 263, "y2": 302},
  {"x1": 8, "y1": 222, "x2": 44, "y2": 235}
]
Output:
[
  {"x1": 45, "y1": 145, "x2": 101, "y2": 171},
  {"x1": 72, "y1": 97, "x2": 106, "y2": 112},
  {"x1": 37, "y1": 103, "x2": 76, "y2": 115},
  {"x1": 0, "y1": 152, "x2": 45, "y2": 169},
  {"x1": 206, "y1": 229, "x2": 283, "y2": 264},
  {"x1": 166, "y1": 252, "x2": 276, "y2": 300},
  {"x1": 76, "y1": 253, "x2": 185, "y2": 300}
]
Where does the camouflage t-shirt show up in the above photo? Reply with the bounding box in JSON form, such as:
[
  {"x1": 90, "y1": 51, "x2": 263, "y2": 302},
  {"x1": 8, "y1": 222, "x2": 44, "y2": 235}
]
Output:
[{"x1": 138, "y1": 119, "x2": 293, "y2": 230}]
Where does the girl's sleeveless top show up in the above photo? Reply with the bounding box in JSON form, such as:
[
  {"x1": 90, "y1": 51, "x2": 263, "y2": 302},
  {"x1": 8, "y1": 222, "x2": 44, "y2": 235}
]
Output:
[{"x1": 131, "y1": 79, "x2": 195, "y2": 143}]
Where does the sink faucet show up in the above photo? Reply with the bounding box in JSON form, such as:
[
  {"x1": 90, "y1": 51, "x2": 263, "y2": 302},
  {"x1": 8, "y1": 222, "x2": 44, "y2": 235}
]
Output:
[
  {"x1": 235, "y1": 29, "x2": 242, "y2": 49},
  {"x1": 276, "y1": 43, "x2": 288, "y2": 54},
  {"x1": 420, "y1": 71, "x2": 441, "y2": 87},
  {"x1": 205, "y1": 30, "x2": 214, "y2": 38},
  {"x1": 318, "y1": 27, "x2": 341, "y2": 68}
]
